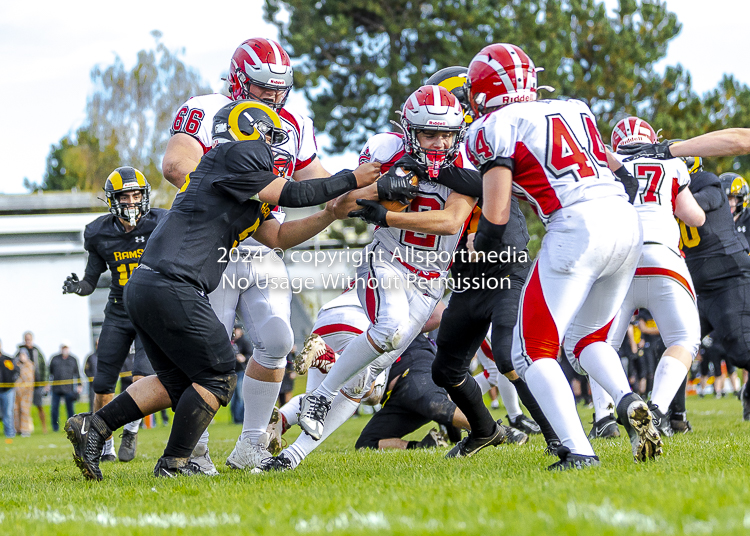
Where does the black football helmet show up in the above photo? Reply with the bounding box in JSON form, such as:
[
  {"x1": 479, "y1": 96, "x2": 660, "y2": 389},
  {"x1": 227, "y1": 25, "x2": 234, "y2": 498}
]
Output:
[
  {"x1": 212, "y1": 100, "x2": 292, "y2": 177},
  {"x1": 719, "y1": 172, "x2": 749, "y2": 216},
  {"x1": 426, "y1": 66, "x2": 470, "y2": 114},
  {"x1": 104, "y1": 167, "x2": 150, "y2": 226}
]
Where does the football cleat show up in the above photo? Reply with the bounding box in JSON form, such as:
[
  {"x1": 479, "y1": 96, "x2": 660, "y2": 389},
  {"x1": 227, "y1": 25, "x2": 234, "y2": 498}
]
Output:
[
  {"x1": 616, "y1": 393, "x2": 663, "y2": 462},
  {"x1": 100, "y1": 454, "x2": 117, "y2": 463},
  {"x1": 189, "y1": 443, "x2": 219, "y2": 476},
  {"x1": 647, "y1": 401, "x2": 674, "y2": 438},
  {"x1": 298, "y1": 394, "x2": 331, "y2": 441},
  {"x1": 226, "y1": 432, "x2": 272, "y2": 470},
  {"x1": 587, "y1": 413, "x2": 621, "y2": 440},
  {"x1": 64, "y1": 412, "x2": 109, "y2": 481},
  {"x1": 507, "y1": 414, "x2": 541, "y2": 435},
  {"x1": 266, "y1": 407, "x2": 286, "y2": 456},
  {"x1": 294, "y1": 334, "x2": 337, "y2": 374},
  {"x1": 547, "y1": 446, "x2": 601, "y2": 471},
  {"x1": 118, "y1": 430, "x2": 138, "y2": 462},
  {"x1": 445, "y1": 420, "x2": 507, "y2": 458},
  {"x1": 503, "y1": 424, "x2": 529, "y2": 445},
  {"x1": 153, "y1": 457, "x2": 202, "y2": 478},
  {"x1": 544, "y1": 439, "x2": 563, "y2": 456},
  {"x1": 670, "y1": 412, "x2": 693, "y2": 433},
  {"x1": 251, "y1": 453, "x2": 294, "y2": 473}
]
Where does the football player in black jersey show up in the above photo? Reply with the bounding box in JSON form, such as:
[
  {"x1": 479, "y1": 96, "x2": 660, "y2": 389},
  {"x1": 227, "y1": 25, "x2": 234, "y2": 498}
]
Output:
[
  {"x1": 62, "y1": 166, "x2": 165, "y2": 463},
  {"x1": 418, "y1": 67, "x2": 560, "y2": 458},
  {"x1": 720, "y1": 172, "x2": 750, "y2": 248},
  {"x1": 64, "y1": 101, "x2": 381, "y2": 480}
]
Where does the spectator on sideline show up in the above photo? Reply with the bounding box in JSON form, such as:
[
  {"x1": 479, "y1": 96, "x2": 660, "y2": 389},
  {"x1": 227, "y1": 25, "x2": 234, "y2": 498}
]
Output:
[
  {"x1": 17, "y1": 331, "x2": 48, "y2": 434},
  {"x1": 48, "y1": 342, "x2": 82, "y2": 432},
  {"x1": 0, "y1": 340, "x2": 20, "y2": 439},
  {"x1": 14, "y1": 348, "x2": 35, "y2": 437},
  {"x1": 230, "y1": 325, "x2": 252, "y2": 424},
  {"x1": 84, "y1": 340, "x2": 98, "y2": 413}
]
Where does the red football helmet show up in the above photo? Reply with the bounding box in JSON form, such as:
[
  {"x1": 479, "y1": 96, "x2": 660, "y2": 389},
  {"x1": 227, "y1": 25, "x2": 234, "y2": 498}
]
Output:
[
  {"x1": 611, "y1": 116, "x2": 657, "y2": 152},
  {"x1": 228, "y1": 38, "x2": 293, "y2": 109},
  {"x1": 467, "y1": 43, "x2": 540, "y2": 116},
  {"x1": 400, "y1": 85, "x2": 466, "y2": 179}
]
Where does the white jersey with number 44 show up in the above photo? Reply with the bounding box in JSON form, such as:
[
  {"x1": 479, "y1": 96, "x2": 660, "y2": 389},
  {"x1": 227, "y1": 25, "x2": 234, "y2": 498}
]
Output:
[
  {"x1": 466, "y1": 99, "x2": 627, "y2": 225},
  {"x1": 612, "y1": 153, "x2": 691, "y2": 254}
]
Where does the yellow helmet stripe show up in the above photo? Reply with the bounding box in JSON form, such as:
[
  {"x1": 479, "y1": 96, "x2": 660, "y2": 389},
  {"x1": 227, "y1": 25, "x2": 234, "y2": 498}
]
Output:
[
  {"x1": 438, "y1": 75, "x2": 466, "y2": 93},
  {"x1": 107, "y1": 170, "x2": 123, "y2": 191},
  {"x1": 134, "y1": 169, "x2": 147, "y2": 187}
]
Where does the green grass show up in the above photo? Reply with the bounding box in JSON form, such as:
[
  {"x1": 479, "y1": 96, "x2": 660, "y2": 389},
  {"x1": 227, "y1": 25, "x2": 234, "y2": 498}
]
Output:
[{"x1": 1, "y1": 396, "x2": 749, "y2": 536}]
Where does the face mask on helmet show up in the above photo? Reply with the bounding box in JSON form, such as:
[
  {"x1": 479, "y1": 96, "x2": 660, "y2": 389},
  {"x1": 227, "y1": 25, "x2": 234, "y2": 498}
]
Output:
[
  {"x1": 227, "y1": 38, "x2": 294, "y2": 110},
  {"x1": 720, "y1": 172, "x2": 749, "y2": 216},
  {"x1": 104, "y1": 167, "x2": 151, "y2": 227},
  {"x1": 399, "y1": 85, "x2": 466, "y2": 179}
]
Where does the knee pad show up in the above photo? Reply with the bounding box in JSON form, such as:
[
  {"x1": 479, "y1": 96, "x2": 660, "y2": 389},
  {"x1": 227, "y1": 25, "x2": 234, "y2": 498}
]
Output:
[
  {"x1": 367, "y1": 320, "x2": 413, "y2": 353},
  {"x1": 252, "y1": 354, "x2": 288, "y2": 370},
  {"x1": 197, "y1": 372, "x2": 238, "y2": 407},
  {"x1": 252, "y1": 317, "x2": 294, "y2": 367}
]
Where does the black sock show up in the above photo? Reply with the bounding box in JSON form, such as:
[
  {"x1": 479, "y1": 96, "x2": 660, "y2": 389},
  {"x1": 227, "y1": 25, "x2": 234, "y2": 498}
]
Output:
[
  {"x1": 163, "y1": 386, "x2": 217, "y2": 458},
  {"x1": 406, "y1": 441, "x2": 419, "y2": 450},
  {"x1": 511, "y1": 377, "x2": 559, "y2": 444},
  {"x1": 668, "y1": 376, "x2": 688, "y2": 415},
  {"x1": 445, "y1": 373, "x2": 496, "y2": 437},
  {"x1": 96, "y1": 392, "x2": 145, "y2": 432}
]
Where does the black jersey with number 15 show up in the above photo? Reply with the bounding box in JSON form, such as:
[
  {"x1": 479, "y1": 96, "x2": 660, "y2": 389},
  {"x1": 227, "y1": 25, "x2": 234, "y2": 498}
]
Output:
[
  {"x1": 679, "y1": 171, "x2": 750, "y2": 292},
  {"x1": 83, "y1": 209, "x2": 166, "y2": 303},
  {"x1": 139, "y1": 140, "x2": 279, "y2": 293}
]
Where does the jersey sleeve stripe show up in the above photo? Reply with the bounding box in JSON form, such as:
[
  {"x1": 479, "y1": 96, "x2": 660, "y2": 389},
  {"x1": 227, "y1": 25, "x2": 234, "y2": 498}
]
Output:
[{"x1": 513, "y1": 141, "x2": 563, "y2": 218}]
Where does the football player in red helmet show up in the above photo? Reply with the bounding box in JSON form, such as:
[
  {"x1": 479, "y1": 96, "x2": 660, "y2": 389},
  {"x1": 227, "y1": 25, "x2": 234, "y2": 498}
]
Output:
[
  {"x1": 227, "y1": 37, "x2": 293, "y2": 110},
  {"x1": 465, "y1": 43, "x2": 661, "y2": 469}
]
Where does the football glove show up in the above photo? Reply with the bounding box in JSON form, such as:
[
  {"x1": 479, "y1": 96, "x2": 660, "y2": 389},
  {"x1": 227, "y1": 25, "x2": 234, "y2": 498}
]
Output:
[
  {"x1": 377, "y1": 170, "x2": 419, "y2": 205},
  {"x1": 348, "y1": 200, "x2": 389, "y2": 227},
  {"x1": 621, "y1": 140, "x2": 674, "y2": 161},
  {"x1": 62, "y1": 273, "x2": 81, "y2": 295}
]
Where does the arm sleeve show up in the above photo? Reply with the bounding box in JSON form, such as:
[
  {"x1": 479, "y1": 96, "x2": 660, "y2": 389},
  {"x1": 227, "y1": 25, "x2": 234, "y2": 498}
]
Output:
[
  {"x1": 82, "y1": 228, "x2": 106, "y2": 291},
  {"x1": 277, "y1": 171, "x2": 357, "y2": 207},
  {"x1": 437, "y1": 167, "x2": 483, "y2": 198},
  {"x1": 693, "y1": 184, "x2": 724, "y2": 212},
  {"x1": 613, "y1": 166, "x2": 638, "y2": 204}
]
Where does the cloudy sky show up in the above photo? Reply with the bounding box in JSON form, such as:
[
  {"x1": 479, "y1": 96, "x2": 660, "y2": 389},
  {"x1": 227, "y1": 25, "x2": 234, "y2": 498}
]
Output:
[{"x1": 1, "y1": 0, "x2": 747, "y2": 194}]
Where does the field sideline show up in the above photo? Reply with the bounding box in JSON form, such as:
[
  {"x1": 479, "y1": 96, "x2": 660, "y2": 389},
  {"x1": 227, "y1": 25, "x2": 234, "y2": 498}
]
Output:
[{"x1": 1, "y1": 396, "x2": 748, "y2": 536}]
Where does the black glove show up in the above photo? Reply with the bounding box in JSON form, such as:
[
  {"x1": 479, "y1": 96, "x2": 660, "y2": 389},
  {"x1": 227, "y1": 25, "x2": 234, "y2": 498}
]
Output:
[
  {"x1": 377, "y1": 169, "x2": 419, "y2": 205},
  {"x1": 62, "y1": 273, "x2": 81, "y2": 295},
  {"x1": 348, "y1": 200, "x2": 389, "y2": 227},
  {"x1": 621, "y1": 140, "x2": 674, "y2": 161},
  {"x1": 393, "y1": 154, "x2": 429, "y2": 182}
]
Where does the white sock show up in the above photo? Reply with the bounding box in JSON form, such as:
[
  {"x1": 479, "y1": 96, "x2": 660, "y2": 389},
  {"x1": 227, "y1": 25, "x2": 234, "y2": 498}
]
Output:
[
  {"x1": 525, "y1": 358, "x2": 595, "y2": 456},
  {"x1": 590, "y1": 378, "x2": 616, "y2": 421},
  {"x1": 473, "y1": 372, "x2": 492, "y2": 395},
  {"x1": 305, "y1": 369, "x2": 326, "y2": 393},
  {"x1": 123, "y1": 419, "x2": 141, "y2": 434},
  {"x1": 496, "y1": 374, "x2": 523, "y2": 419},
  {"x1": 314, "y1": 333, "x2": 382, "y2": 401},
  {"x1": 280, "y1": 394, "x2": 303, "y2": 427},
  {"x1": 195, "y1": 429, "x2": 209, "y2": 450},
  {"x1": 284, "y1": 393, "x2": 360, "y2": 467},
  {"x1": 650, "y1": 355, "x2": 689, "y2": 411},
  {"x1": 578, "y1": 342, "x2": 631, "y2": 408},
  {"x1": 240, "y1": 375, "x2": 282, "y2": 443},
  {"x1": 103, "y1": 437, "x2": 115, "y2": 456}
]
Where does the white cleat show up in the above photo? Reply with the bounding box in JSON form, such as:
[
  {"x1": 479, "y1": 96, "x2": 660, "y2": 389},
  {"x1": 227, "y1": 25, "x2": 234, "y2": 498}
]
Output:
[
  {"x1": 225, "y1": 432, "x2": 271, "y2": 470},
  {"x1": 295, "y1": 334, "x2": 337, "y2": 374},
  {"x1": 189, "y1": 443, "x2": 219, "y2": 476},
  {"x1": 298, "y1": 394, "x2": 331, "y2": 441}
]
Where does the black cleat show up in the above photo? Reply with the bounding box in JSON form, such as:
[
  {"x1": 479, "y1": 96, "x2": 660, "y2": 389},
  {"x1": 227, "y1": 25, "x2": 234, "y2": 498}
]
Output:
[
  {"x1": 153, "y1": 457, "x2": 202, "y2": 478},
  {"x1": 647, "y1": 402, "x2": 674, "y2": 438},
  {"x1": 503, "y1": 424, "x2": 529, "y2": 445},
  {"x1": 544, "y1": 439, "x2": 563, "y2": 456},
  {"x1": 507, "y1": 414, "x2": 541, "y2": 435},
  {"x1": 616, "y1": 393, "x2": 663, "y2": 462},
  {"x1": 118, "y1": 430, "x2": 138, "y2": 462},
  {"x1": 251, "y1": 453, "x2": 294, "y2": 473},
  {"x1": 587, "y1": 413, "x2": 620, "y2": 440},
  {"x1": 100, "y1": 454, "x2": 117, "y2": 463},
  {"x1": 445, "y1": 420, "x2": 507, "y2": 458},
  {"x1": 548, "y1": 446, "x2": 600, "y2": 471},
  {"x1": 670, "y1": 412, "x2": 693, "y2": 433},
  {"x1": 64, "y1": 412, "x2": 109, "y2": 481}
]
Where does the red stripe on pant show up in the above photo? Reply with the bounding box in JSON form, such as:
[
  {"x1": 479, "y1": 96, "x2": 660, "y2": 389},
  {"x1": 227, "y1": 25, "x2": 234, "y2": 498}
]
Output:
[
  {"x1": 634, "y1": 266, "x2": 695, "y2": 301},
  {"x1": 313, "y1": 324, "x2": 364, "y2": 337},
  {"x1": 480, "y1": 339, "x2": 495, "y2": 362},
  {"x1": 521, "y1": 263, "x2": 560, "y2": 360},
  {"x1": 572, "y1": 317, "x2": 615, "y2": 359}
]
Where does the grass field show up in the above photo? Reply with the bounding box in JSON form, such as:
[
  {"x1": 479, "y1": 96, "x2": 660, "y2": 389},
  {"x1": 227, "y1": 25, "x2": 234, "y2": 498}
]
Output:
[{"x1": 1, "y1": 395, "x2": 749, "y2": 536}]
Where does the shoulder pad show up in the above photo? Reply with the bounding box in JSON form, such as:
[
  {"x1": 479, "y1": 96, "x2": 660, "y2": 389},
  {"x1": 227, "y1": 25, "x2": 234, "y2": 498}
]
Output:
[{"x1": 689, "y1": 171, "x2": 720, "y2": 193}]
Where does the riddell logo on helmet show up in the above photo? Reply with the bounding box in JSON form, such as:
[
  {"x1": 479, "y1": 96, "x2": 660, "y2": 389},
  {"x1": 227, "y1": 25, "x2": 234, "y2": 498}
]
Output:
[
  {"x1": 426, "y1": 120, "x2": 448, "y2": 126},
  {"x1": 268, "y1": 78, "x2": 286, "y2": 86},
  {"x1": 501, "y1": 94, "x2": 534, "y2": 104}
]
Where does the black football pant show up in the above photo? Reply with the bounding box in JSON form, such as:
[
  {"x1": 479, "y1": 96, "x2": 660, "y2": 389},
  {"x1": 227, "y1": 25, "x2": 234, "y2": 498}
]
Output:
[{"x1": 697, "y1": 278, "x2": 750, "y2": 370}]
